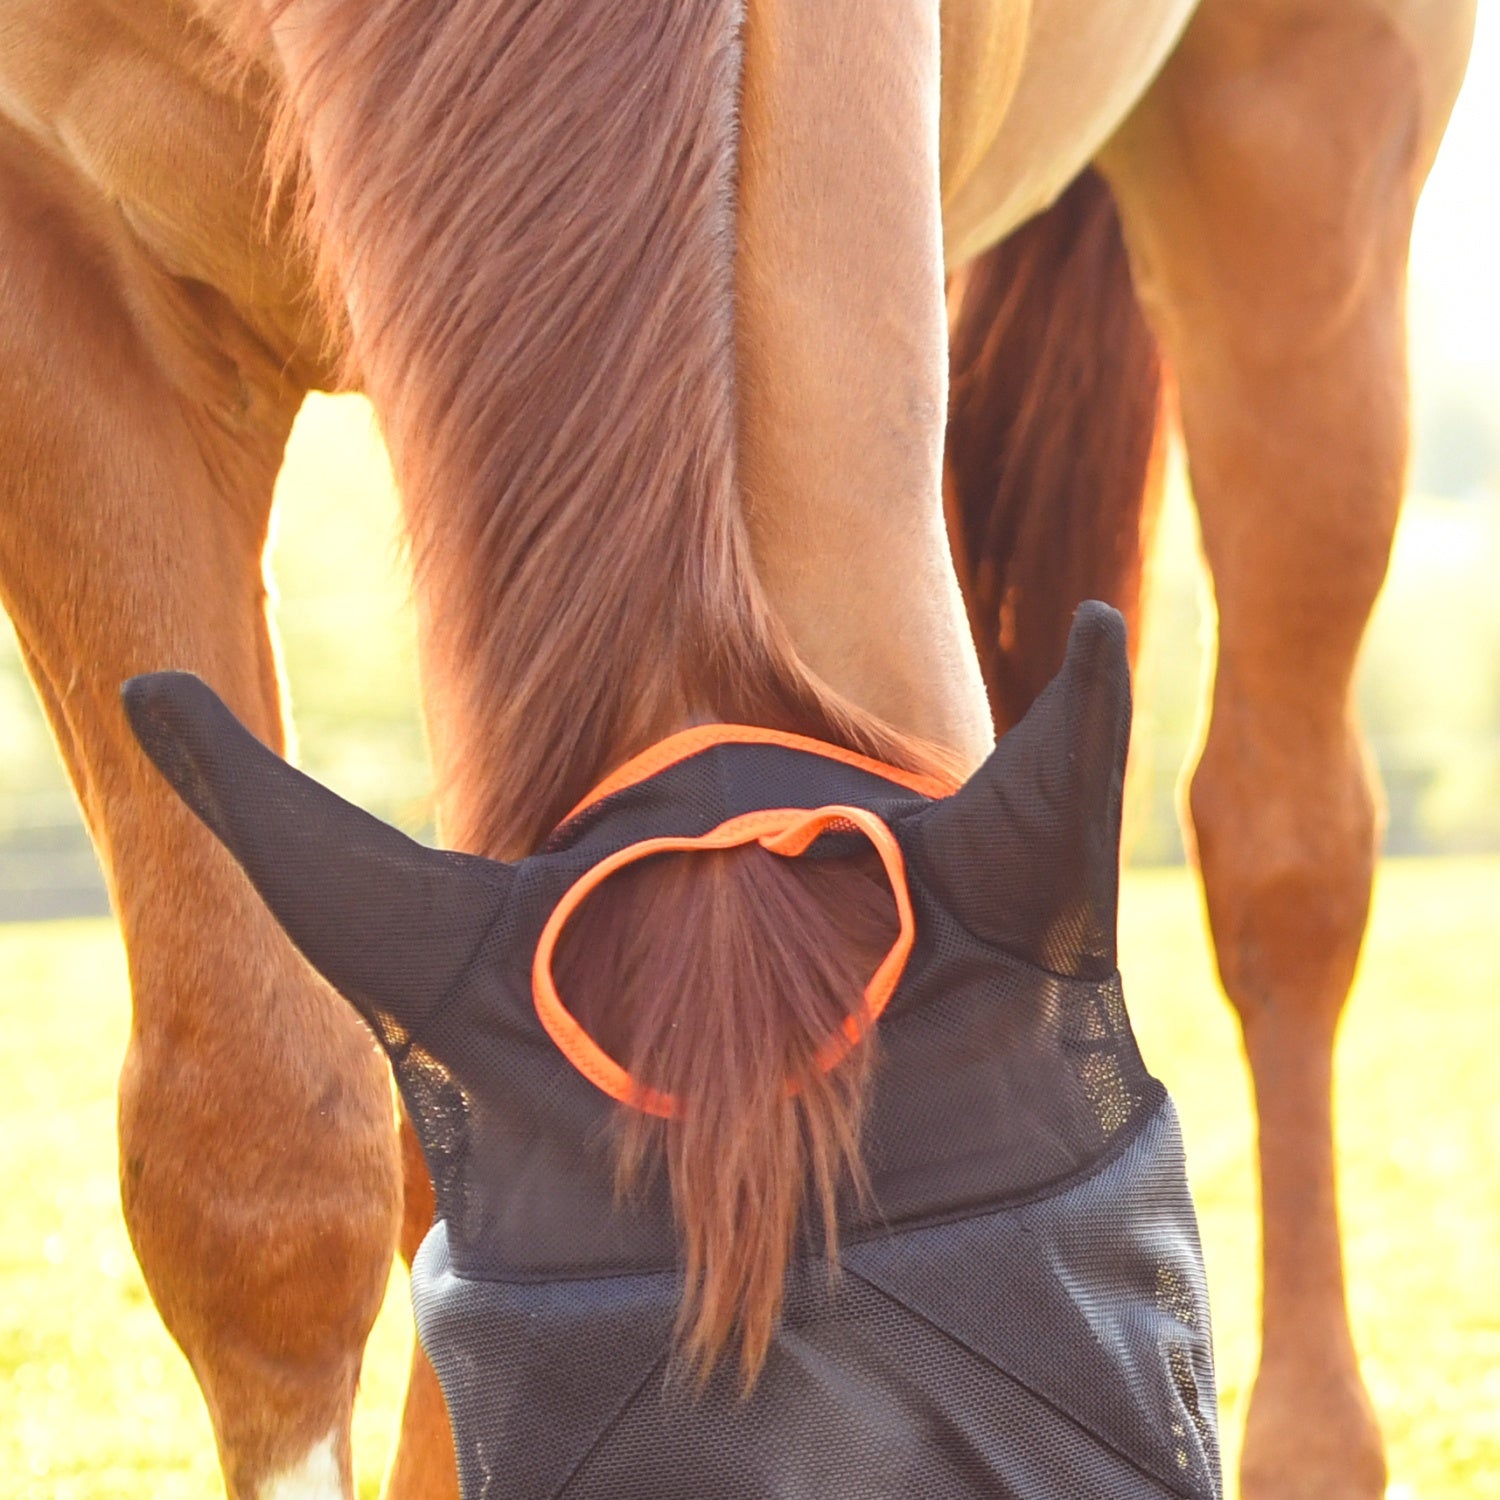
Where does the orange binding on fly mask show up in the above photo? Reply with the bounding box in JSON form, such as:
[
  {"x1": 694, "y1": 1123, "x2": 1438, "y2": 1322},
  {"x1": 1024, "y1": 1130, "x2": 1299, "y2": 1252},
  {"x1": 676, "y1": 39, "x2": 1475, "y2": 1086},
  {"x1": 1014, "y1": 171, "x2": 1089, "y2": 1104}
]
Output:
[
  {"x1": 557, "y1": 723, "x2": 958, "y2": 825},
  {"x1": 532, "y1": 804, "x2": 917, "y2": 1118}
]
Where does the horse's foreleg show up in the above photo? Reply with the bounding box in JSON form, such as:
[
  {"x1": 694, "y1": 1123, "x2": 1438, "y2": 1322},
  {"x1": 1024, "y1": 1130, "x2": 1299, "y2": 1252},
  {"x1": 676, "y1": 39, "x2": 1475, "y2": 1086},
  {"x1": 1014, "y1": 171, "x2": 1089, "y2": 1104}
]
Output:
[
  {"x1": 0, "y1": 136, "x2": 402, "y2": 1498},
  {"x1": 1099, "y1": 3, "x2": 1474, "y2": 1496}
]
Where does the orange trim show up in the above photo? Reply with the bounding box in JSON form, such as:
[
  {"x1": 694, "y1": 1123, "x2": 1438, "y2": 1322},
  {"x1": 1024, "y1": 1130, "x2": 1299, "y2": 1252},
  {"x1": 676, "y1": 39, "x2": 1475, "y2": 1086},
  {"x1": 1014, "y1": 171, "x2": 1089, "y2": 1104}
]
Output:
[
  {"x1": 532, "y1": 806, "x2": 916, "y2": 1118},
  {"x1": 559, "y1": 723, "x2": 958, "y2": 827}
]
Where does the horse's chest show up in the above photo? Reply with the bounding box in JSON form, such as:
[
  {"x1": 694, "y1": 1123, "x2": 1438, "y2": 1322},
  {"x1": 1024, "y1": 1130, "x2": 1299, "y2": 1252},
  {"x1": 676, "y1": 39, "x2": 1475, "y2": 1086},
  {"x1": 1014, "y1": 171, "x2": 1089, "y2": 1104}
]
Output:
[
  {"x1": 0, "y1": 0, "x2": 314, "y2": 364},
  {"x1": 940, "y1": 0, "x2": 1201, "y2": 263}
]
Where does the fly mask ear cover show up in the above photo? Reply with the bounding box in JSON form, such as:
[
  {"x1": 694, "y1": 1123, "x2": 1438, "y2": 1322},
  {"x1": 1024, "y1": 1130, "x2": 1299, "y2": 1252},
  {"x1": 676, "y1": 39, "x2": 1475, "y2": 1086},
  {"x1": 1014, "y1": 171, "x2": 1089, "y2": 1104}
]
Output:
[
  {"x1": 119, "y1": 669, "x2": 515, "y2": 1061},
  {"x1": 907, "y1": 595, "x2": 1131, "y2": 981}
]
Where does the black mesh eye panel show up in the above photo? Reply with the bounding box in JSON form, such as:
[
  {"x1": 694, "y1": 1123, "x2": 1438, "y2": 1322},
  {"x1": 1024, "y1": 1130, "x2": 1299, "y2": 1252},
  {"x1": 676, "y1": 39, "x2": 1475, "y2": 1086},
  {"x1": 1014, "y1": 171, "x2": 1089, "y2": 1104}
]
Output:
[
  {"x1": 397, "y1": 927, "x2": 680, "y2": 1273},
  {"x1": 848, "y1": 967, "x2": 1157, "y2": 1235},
  {"x1": 404, "y1": 931, "x2": 1163, "y2": 1275}
]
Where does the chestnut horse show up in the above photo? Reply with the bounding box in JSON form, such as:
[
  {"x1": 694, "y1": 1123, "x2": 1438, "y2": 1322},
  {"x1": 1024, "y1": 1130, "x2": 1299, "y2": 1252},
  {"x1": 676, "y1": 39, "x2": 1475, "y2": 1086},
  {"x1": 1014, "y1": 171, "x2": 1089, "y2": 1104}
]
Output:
[{"x1": 0, "y1": 0, "x2": 1474, "y2": 1497}]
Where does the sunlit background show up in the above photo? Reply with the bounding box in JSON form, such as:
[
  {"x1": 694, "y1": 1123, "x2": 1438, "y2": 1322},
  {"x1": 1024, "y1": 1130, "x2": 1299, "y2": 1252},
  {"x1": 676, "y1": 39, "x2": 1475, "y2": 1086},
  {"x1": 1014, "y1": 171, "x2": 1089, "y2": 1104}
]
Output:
[{"x1": 1, "y1": 12, "x2": 1497, "y2": 1500}]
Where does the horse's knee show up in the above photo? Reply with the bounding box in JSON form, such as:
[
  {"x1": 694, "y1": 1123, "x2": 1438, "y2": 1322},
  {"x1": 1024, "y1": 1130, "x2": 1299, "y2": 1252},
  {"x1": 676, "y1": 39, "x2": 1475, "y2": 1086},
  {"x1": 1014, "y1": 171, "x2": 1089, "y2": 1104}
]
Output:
[{"x1": 1187, "y1": 713, "x2": 1379, "y2": 1033}]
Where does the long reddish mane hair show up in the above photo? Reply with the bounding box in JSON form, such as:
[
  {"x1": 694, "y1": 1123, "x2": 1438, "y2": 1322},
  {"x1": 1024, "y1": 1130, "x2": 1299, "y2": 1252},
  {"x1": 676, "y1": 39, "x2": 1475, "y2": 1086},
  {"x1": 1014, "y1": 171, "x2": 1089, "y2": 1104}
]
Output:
[{"x1": 266, "y1": 0, "x2": 946, "y2": 1381}]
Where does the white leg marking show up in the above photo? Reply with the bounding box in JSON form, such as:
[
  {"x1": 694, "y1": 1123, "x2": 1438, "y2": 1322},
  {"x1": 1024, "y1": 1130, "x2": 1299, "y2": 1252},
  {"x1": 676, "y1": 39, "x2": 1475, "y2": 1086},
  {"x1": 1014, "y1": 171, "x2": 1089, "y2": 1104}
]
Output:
[{"x1": 259, "y1": 1432, "x2": 344, "y2": 1500}]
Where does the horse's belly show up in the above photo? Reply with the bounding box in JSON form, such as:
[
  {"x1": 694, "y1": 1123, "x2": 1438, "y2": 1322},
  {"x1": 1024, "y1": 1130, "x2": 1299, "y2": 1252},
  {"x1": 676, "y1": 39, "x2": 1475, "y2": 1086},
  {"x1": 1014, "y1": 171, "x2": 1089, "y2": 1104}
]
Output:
[{"x1": 941, "y1": 0, "x2": 1200, "y2": 264}]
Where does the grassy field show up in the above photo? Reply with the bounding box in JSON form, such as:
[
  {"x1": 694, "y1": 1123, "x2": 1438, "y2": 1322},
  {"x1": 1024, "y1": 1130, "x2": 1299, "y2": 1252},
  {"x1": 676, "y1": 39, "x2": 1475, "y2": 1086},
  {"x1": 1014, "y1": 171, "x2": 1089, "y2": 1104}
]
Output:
[{"x1": 1, "y1": 859, "x2": 1497, "y2": 1498}]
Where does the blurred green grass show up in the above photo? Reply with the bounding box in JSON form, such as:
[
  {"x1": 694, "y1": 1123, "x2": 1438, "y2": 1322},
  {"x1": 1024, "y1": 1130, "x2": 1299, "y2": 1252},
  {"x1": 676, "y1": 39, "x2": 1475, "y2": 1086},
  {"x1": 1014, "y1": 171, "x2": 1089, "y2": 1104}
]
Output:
[{"x1": 2, "y1": 859, "x2": 1496, "y2": 1497}]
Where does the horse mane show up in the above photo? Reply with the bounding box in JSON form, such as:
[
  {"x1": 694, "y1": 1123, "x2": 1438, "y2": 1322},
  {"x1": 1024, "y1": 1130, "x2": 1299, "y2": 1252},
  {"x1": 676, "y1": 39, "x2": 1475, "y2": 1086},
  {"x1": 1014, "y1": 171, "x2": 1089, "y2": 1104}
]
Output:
[
  {"x1": 264, "y1": 0, "x2": 940, "y2": 855},
  {"x1": 263, "y1": 0, "x2": 953, "y2": 1384}
]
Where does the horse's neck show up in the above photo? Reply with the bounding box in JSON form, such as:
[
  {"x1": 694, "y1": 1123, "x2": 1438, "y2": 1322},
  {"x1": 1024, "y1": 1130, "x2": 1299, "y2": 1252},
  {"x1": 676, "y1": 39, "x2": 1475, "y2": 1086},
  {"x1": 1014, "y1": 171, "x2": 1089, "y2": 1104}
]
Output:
[{"x1": 716, "y1": 1, "x2": 995, "y2": 768}]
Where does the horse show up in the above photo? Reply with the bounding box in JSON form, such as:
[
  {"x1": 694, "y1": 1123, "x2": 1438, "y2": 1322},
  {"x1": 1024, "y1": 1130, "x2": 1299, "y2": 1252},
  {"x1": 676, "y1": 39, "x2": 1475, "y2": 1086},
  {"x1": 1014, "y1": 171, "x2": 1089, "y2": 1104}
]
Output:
[{"x1": 0, "y1": 0, "x2": 1474, "y2": 1496}]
